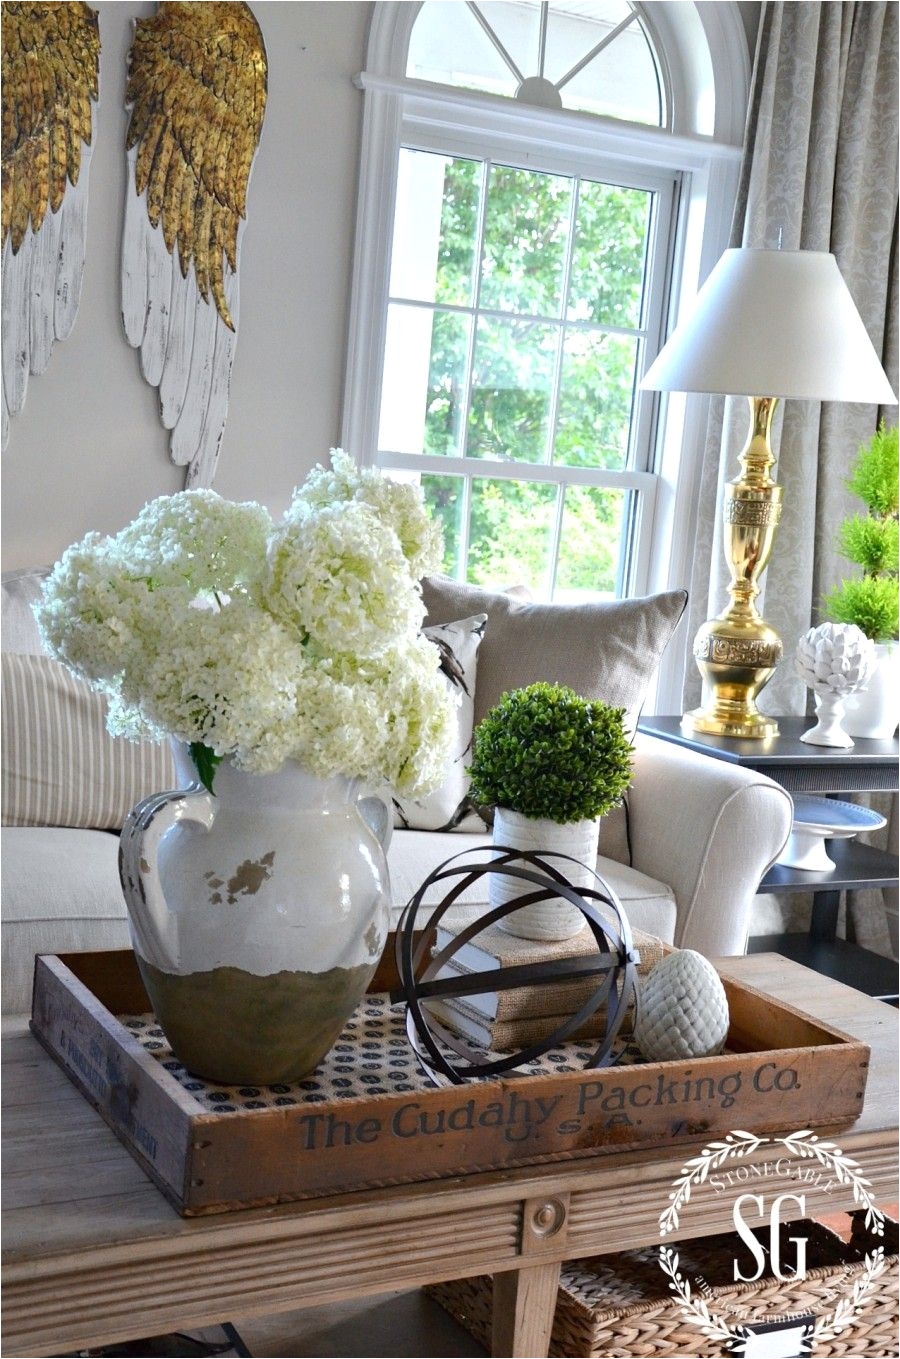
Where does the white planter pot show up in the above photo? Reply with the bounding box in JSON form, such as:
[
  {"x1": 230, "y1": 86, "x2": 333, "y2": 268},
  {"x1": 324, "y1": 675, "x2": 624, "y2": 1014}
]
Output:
[
  {"x1": 490, "y1": 808, "x2": 599, "y2": 941},
  {"x1": 841, "y1": 643, "x2": 900, "y2": 739}
]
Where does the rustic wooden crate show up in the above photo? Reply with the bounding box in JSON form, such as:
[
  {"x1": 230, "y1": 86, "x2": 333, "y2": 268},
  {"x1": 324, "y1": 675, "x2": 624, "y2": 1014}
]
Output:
[{"x1": 30, "y1": 944, "x2": 870, "y2": 1216}]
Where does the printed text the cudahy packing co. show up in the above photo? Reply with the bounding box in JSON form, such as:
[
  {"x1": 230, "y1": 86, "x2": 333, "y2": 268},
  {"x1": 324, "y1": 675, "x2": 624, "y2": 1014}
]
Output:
[{"x1": 294, "y1": 1060, "x2": 802, "y2": 1150}]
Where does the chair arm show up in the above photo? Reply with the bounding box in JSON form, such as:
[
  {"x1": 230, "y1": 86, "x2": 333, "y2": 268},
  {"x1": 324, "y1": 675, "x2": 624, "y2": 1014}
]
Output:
[{"x1": 627, "y1": 732, "x2": 793, "y2": 956}]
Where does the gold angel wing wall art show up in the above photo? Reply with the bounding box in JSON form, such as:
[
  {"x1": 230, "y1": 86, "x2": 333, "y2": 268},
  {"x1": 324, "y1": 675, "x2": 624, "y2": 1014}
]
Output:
[
  {"x1": 1, "y1": 1, "x2": 101, "y2": 451},
  {"x1": 121, "y1": 1, "x2": 267, "y2": 487}
]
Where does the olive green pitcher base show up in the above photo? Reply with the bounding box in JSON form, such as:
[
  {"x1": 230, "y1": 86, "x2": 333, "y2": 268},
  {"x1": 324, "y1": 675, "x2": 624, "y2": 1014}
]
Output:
[{"x1": 136, "y1": 956, "x2": 376, "y2": 1085}]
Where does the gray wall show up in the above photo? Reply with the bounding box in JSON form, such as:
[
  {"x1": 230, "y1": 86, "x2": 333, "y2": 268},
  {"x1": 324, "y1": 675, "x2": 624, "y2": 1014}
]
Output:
[{"x1": 2, "y1": 1, "x2": 371, "y2": 570}]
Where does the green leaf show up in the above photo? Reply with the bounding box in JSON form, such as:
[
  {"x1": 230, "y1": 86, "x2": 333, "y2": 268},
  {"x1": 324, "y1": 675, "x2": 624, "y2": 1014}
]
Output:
[
  {"x1": 189, "y1": 742, "x2": 223, "y2": 795},
  {"x1": 823, "y1": 576, "x2": 899, "y2": 643},
  {"x1": 824, "y1": 421, "x2": 899, "y2": 640},
  {"x1": 847, "y1": 421, "x2": 899, "y2": 517}
]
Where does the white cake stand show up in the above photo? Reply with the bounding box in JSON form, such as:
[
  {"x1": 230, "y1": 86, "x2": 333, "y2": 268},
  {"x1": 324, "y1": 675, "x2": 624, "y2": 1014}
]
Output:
[{"x1": 777, "y1": 796, "x2": 888, "y2": 871}]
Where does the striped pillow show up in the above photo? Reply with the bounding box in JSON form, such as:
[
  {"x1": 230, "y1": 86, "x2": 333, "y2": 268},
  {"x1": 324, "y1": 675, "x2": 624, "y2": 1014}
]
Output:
[{"x1": 1, "y1": 653, "x2": 175, "y2": 830}]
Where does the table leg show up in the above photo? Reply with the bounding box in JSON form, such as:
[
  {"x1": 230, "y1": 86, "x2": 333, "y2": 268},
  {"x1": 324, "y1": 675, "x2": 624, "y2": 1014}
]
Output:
[
  {"x1": 809, "y1": 889, "x2": 841, "y2": 943},
  {"x1": 491, "y1": 1262, "x2": 561, "y2": 1358}
]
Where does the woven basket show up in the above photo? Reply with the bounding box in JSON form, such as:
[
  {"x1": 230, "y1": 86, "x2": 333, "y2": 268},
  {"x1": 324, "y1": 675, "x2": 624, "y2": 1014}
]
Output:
[{"x1": 425, "y1": 1215, "x2": 899, "y2": 1358}]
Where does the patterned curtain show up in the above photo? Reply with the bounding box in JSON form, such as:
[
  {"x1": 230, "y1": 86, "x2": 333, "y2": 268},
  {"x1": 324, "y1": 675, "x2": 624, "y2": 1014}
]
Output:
[{"x1": 685, "y1": 2, "x2": 899, "y2": 957}]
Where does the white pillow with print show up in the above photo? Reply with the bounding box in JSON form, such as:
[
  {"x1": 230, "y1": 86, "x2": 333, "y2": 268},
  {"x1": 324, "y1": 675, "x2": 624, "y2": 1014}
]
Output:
[{"x1": 393, "y1": 613, "x2": 488, "y2": 832}]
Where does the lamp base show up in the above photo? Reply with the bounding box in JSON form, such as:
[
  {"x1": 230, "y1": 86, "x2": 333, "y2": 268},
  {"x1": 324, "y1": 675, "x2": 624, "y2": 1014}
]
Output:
[
  {"x1": 682, "y1": 706, "x2": 780, "y2": 740},
  {"x1": 683, "y1": 614, "x2": 783, "y2": 740},
  {"x1": 683, "y1": 395, "x2": 784, "y2": 741}
]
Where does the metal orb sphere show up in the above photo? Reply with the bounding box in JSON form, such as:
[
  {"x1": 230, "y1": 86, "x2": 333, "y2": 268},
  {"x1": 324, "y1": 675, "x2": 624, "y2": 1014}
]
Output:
[{"x1": 393, "y1": 846, "x2": 640, "y2": 1085}]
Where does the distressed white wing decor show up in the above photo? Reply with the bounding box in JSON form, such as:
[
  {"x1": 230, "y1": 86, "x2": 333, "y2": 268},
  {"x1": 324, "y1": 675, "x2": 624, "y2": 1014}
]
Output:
[
  {"x1": 121, "y1": 2, "x2": 267, "y2": 487},
  {"x1": 1, "y1": 1, "x2": 101, "y2": 451}
]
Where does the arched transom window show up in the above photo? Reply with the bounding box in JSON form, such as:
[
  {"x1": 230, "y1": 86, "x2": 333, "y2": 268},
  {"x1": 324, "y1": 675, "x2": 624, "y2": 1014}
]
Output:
[{"x1": 407, "y1": 1, "x2": 666, "y2": 126}]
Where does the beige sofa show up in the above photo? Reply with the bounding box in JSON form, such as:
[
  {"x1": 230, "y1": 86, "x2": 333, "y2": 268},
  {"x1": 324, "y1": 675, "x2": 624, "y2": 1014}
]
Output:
[{"x1": 1, "y1": 569, "x2": 793, "y2": 1014}]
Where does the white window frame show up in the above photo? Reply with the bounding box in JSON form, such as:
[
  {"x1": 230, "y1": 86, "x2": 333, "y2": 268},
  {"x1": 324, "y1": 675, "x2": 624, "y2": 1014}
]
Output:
[{"x1": 342, "y1": 2, "x2": 750, "y2": 710}]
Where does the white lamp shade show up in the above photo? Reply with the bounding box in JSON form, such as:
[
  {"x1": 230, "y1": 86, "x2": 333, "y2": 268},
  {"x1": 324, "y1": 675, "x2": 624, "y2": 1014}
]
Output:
[{"x1": 641, "y1": 248, "x2": 897, "y2": 403}]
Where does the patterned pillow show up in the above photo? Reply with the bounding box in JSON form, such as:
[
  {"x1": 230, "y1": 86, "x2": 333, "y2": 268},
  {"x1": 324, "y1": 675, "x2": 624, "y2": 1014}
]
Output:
[
  {"x1": 393, "y1": 614, "x2": 489, "y2": 833},
  {"x1": 1, "y1": 652, "x2": 175, "y2": 830}
]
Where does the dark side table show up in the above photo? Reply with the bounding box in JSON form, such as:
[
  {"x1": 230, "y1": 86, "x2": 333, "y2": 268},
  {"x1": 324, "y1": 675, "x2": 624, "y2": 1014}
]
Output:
[{"x1": 637, "y1": 715, "x2": 899, "y2": 1001}]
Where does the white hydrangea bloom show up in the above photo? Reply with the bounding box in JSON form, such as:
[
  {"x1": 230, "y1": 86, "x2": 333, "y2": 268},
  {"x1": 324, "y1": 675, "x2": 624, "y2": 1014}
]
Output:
[
  {"x1": 321, "y1": 636, "x2": 458, "y2": 797},
  {"x1": 132, "y1": 600, "x2": 308, "y2": 773},
  {"x1": 293, "y1": 448, "x2": 443, "y2": 579},
  {"x1": 265, "y1": 501, "x2": 424, "y2": 657},
  {"x1": 113, "y1": 490, "x2": 272, "y2": 594},
  {"x1": 36, "y1": 535, "x2": 172, "y2": 683},
  {"x1": 34, "y1": 453, "x2": 453, "y2": 795}
]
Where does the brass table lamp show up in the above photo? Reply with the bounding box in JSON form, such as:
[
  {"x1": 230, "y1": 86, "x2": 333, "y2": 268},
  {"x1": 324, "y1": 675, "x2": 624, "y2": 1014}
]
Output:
[{"x1": 642, "y1": 248, "x2": 897, "y2": 738}]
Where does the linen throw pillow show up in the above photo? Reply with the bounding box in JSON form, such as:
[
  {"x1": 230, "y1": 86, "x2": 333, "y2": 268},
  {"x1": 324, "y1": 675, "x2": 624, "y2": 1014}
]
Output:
[
  {"x1": 1, "y1": 652, "x2": 175, "y2": 830},
  {"x1": 393, "y1": 614, "x2": 489, "y2": 833},
  {"x1": 421, "y1": 577, "x2": 688, "y2": 733}
]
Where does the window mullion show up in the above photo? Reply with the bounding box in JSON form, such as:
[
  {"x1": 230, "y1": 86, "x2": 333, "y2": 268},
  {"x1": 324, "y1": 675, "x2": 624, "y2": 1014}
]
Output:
[
  {"x1": 544, "y1": 177, "x2": 580, "y2": 598},
  {"x1": 380, "y1": 450, "x2": 655, "y2": 492},
  {"x1": 458, "y1": 473, "x2": 473, "y2": 583},
  {"x1": 546, "y1": 177, "x2": 580, "y2": 471},
  {"x1": 388, "y1": 292, "x2": 649, "y2": 342},
  {"x1": 547, "y1": 482, "x2": 565, "y2": 600},
  {"x1": 555, "y1": 12, "x2": 639, "y2": 94},
  {"x1": 538, "y1": 2, "x2": 549, "y2": 80},
  {"x1": 453, "y1": 157, "x2": 489, "y2": 462},
  {"x1": 455, "y1": 155, "x2": 491, "y2": 578},
  {"x1": 466, "y1": 2, "x2": 526, "y2": 85}
]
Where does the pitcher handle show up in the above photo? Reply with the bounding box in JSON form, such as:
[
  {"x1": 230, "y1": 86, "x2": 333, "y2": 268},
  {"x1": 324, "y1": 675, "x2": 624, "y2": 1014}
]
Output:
[
  {"x1": 119, "y1": 784, "x2": 217, "y2": 970},
  {"x1": 358, "y1": 785, "x2": 394, "y2": 854}
]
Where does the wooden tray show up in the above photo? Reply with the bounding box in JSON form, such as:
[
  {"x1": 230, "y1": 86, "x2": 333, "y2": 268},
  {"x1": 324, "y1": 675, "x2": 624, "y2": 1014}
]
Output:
[{"x1": 30, "y1": 945, "x2": 870, "y2": 1216}]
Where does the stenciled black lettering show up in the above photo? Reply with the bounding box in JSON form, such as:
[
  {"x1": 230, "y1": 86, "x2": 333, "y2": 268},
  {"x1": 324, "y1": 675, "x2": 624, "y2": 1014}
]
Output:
[
  {"x1": 718, "y1": 1073, "x2": 742, "y2": 1108},
  {"x1": 576, "y1": 1080, "x2": 604, "y2": 1114},
  {"x1": 391, "y1": 1102, "x2": 421, "y2": 1138},
  {"x1": 753, "y1": 1062, "x2": 798, "y2": 1094},
  {"x1": 447, "y1": 1101, "x2": 475, "y2": 1132},
  {"x1": 296, "y1": 1113, "x2": 326, "y2": 1150},
  {"x1": 655, "y1": 1074, "x2": 679, "y2": 1105}
]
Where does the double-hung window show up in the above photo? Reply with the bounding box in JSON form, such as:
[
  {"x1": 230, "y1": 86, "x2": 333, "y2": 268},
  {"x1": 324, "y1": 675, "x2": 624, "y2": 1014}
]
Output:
[
  {"x1": 381, "y1": 143, "x2": 675, "y2": 600},
  {"x1": 345, "y1": 1, "x2": 749, "y2": 629}
]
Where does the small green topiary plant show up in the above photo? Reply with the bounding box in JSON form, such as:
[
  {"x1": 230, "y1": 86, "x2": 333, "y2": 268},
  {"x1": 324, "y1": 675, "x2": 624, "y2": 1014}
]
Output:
[
  {"x1": 823, "y1": 422, "x2": 899, "y2": 642},
  {"x1": 468, "y1": 682, "x2": 634, "y2": 824}
]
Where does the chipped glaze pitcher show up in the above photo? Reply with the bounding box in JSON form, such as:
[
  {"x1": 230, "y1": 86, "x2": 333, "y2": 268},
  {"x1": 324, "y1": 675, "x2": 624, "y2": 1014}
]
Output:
[{"x1": 119, "y1": 742, "x2": 391, "y2": 1085}]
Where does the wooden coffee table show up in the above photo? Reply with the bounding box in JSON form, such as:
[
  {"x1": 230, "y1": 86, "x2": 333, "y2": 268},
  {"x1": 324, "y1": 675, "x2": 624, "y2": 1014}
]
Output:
[{"x1": 3, "y1": 954, "x2": 898, "y2": 1359}]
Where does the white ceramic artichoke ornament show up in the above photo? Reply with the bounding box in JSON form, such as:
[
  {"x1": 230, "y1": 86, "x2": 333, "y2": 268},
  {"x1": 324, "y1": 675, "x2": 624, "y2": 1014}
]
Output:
[
  {"x1": 795, "y1": 622, "x2": 877, "y2": 748},
  {"x1": 634, "y1": 950, "x2": 729, "y2": 1062}
]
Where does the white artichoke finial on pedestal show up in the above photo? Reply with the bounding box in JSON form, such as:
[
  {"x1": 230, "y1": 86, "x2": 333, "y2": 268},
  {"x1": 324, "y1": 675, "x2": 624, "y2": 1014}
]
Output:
[{"x1": 795, "y1": 622, "x2": 877, "y2": 747}]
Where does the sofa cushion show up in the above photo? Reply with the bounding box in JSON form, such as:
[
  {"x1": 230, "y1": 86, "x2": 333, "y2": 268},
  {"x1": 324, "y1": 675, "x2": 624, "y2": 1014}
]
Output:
[
  {"x1": 393, "y1": 614, "x2": 488, "y2": 833},
  {"x1": 421, "y1": 577, "x2": 687, "y2": 732},
  {"x1": 1, "y1": 827, "x2": 132, "y2": 1013},
  {"x1": 2, "y1": 652, "x2": 175, "y2": 830},
  {"x1": 386, "y1": 828, "x2": 677, "y2": 942},
  {"x1": 0, "y1": 822, "x2": 677, "y2": 1014}
]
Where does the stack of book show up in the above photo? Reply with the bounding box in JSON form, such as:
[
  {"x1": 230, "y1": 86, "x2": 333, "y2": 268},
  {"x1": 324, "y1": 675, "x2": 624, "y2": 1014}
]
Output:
[{"x1": 425, "y1": 923, "x2": 665, "y2": 1052}]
